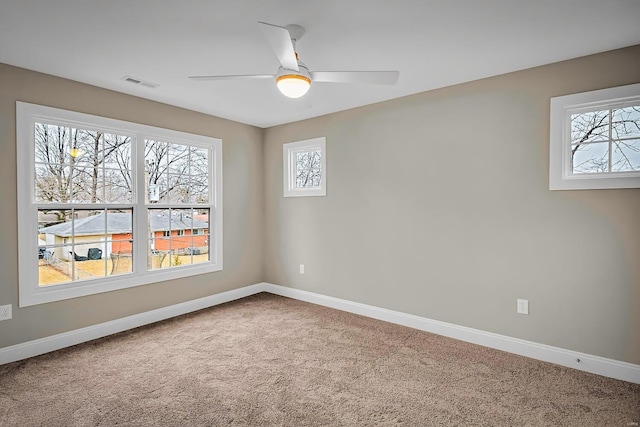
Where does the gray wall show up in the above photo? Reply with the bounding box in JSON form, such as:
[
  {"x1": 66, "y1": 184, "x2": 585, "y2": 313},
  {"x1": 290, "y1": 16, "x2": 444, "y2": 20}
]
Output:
[
  {"x1": 263, "y1": 45, "x2": 640, "y2": 364},
  {"x1": 0, "y1": 64, "x2": 264, "y2": 348}
]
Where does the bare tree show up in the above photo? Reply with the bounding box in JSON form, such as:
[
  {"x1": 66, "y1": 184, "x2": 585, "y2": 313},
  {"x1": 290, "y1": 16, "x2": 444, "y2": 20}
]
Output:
[
  {"x1": 35, "y1": 123, "x2": 131, "y2": 222},
  {"x1": 571, "y1": 106, "x2": 640, "y2": 174},
  {"x1": 145, "y1": 140, "x2": 208, "y2": 203},
  {"x1": 296, "y1": 150, "x2": 322, "y2": 188},
  {"x1": 35, "y1": 124, "x2": 210, "y2": 227}
]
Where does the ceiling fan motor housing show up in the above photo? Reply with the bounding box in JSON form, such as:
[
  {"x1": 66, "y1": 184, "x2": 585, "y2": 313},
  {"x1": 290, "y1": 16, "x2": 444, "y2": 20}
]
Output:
[{"x1": 276, "y1": 61, "x2": 311, "y2": 82}]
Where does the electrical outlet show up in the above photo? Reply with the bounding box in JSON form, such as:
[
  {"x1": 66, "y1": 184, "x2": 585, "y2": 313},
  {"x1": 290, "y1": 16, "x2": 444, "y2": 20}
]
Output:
[
  {"x1": 0, "y1": 304, "x2": 12, "y2": 321},
  {"x1": 299, "y1": 264, "x2": 305, "y2": 274},
  {"x1": 517, "y1": 299, "x2": 529, "y2": 315}
]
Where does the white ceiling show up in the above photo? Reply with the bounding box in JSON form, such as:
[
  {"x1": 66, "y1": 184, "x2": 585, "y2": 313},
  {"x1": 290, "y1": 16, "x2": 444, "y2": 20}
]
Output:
[{"x1": 1, "y1": 1, "x2": 639, "y2": 128}]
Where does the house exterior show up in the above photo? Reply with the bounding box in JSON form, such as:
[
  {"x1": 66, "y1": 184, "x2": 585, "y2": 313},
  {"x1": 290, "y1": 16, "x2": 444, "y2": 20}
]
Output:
[{"x1": 39, "y1": 212, "x2": 209, "y2": 261}]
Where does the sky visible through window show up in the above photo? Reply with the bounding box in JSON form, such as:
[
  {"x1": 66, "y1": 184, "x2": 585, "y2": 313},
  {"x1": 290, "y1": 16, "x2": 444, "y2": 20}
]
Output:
[{"x1": 570, "y1": 105, "x2": 640, "y2": 174}]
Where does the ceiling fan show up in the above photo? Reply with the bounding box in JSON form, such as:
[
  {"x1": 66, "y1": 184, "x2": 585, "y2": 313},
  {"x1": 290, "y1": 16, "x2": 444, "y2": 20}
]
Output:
[{"x1": 189, "y1": 22, "x2": 400, "y2": 98}]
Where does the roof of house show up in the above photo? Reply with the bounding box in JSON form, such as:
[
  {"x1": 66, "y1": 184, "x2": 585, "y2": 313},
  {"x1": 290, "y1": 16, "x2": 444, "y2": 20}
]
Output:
[{"x1": 39, "y1": 212, "x2": 208, "y2": 237}]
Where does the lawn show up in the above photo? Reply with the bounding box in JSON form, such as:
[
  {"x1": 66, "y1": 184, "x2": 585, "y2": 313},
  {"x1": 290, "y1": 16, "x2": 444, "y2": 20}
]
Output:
[{"x1": 38, "y1": 253, "x2": 209, "y2": 286}]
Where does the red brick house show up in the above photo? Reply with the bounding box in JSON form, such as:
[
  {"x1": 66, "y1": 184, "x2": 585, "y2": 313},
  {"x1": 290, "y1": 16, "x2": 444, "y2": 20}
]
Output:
[{"x1": 39, "y1": 212, "x2": 209, "y2": 260}]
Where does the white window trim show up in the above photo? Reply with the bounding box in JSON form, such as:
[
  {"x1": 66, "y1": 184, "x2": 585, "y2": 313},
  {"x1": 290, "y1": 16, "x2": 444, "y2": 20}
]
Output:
[
  {"x1": 283, "y1": 137, "x2": 327, "y2": 197},
  {"x1": 549, "y1": 83, "x2": 640, "y2": 190},
  {"x1": 16, "y1": 102, "x2": 223, "y2": 307}
]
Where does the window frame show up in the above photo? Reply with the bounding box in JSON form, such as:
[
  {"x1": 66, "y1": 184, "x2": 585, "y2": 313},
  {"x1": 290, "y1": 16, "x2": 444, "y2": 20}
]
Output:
[
  {"x1": 17, "y1": 102, "x2": 223, "y2": 307},
  {"x1": 283, "y1": 137, "x2": 327, "y2": 197},
  {"x1": 549, "y1": 83, "x2": 640, "y2": 190}
]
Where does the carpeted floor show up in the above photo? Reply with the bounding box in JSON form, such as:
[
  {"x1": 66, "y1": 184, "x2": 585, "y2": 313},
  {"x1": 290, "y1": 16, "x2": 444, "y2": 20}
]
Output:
[{"x1": 0, "y1": 293, "x2": 638, "y2": 426}]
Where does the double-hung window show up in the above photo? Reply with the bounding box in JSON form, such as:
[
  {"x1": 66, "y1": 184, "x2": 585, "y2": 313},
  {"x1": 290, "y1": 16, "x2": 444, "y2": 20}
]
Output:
[
  {"x1": 549, "y1": 83, "x2": 640, "y2": 190},
  {"x1": 17, "y1": 102, "x2": 223, "y2": 306}
]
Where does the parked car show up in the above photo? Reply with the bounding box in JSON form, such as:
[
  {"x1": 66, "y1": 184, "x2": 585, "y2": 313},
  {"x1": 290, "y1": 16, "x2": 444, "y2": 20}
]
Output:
[{"x1": 38, "y1": 246, "x2": 52, "y2": 260}]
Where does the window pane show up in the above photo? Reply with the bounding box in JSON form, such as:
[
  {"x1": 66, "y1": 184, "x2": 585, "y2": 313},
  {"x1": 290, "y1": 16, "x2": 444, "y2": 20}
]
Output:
[
  {"x1": 103, "y1": 133, "x2": 133, "y2": 203},
  {"x1": 167, "y1": 173, "x2": 190, "y2": 203},
  {"x1": 106, "y1": 209, "x2": 133, "y2": 276},
  {"x1": 145, "y1": 140, "x2": 209, "y2": 204},
  {"x1": 68, "y1": 209, "x2": 108, "y2": 280},
  {"x1": 37, "y1": 208, "x2": 133, "y2": 286},
  {"x1": 145, "y1": 140, "x2": 166, "y2": 203},
  {"x1": 190, "y1": 173, "x2": 209, "y2": 204},
  {"x1": 38, "y1": 209, "x2": 72, "y2": 286},
  {"x1": 35, "y1": 163, "x2": 70, "y2": 203},
  {"x1": 38, "y1": 245, "x2": 68, "y2": 286},
  {"x1": 572, "y1": 142, "x2": 609, "y2": 174},
  {"x1": 295, "y1": 150, "x2": 322, "y2": 188},
  {"x1": 147, "y1": 208, "x2": 209, "y2": 269},
  {"x1": 103, "y1": 133, "x2": 132, "y2": 170},
  {"x1": 190, "y1": 148, "x2": 209, "y2": 203},
  {"x1": 192, "y1": 210, "x2": 210, "y2": 265},
  {"x1": 71, "y1": 128, "x2": 101, "y2": 160},
  {"x1": 102, "y1": 167, "x2": 132, "y2": 203},
  {"x1": 571, "y1": 111, "x2": 609, "y2": 144},
  {"x1": 612, "y1": 106, "x2": 640, "y2": 139},
  {"x1": 296, "y1": 168, "x2": 322, "y2": 188},
  {"x1": 35, "y1": 123, "x2": 70, "y2": 166},
  {"x1": 148, "y1": 240, "x2": 168, "y2": 270},
  {"x1": 70, "y1": 166, "x2": 97, "y2": 203},
  {"x1": 296, "y1": 150, "x2": 321, "y2": 169},
  {"x1": 67, "y1": 129, "x2": 101, "y2": 205},
  {"x1": 168, "y1": 144, "x2": 189, "y2": 174},
  {"x1": 70, "y1": 128, "x2": 100, "y2": 167},
  {"x1": 148, "y1": 209, "x2": 171, "y2": 270},
  {"x1": 39, "y1": 127, "x2": 134, "y2": 204},
  {"x1": 612, "y1": 139, "x2": 640, "y2": 172}
]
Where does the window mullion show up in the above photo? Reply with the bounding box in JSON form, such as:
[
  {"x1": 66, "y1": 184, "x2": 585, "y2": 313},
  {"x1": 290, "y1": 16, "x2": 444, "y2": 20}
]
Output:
[
  {"x1": 133, "y1": 133, "x2": 147, "y2": 275},
  {"x1": 67, "y1": 126, "x2": 72, "y2": 203},
  {"x1": 100, "y1": 133, "x2": 105, "y2": 203},
  {"x1": 608, "y1": 109, "x2": 613, "y2": 172}
]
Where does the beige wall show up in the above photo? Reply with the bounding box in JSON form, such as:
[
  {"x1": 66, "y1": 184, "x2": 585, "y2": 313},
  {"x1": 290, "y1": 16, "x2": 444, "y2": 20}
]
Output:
[
  {"x1": 0, "y1": 64, "x2": 264, "y2": 348},
  {"x1": 263, "y1": 45, "x2": 640, "y2": 364},
  {"x1": 2, "y1": 46, "x2": 639, "y2": 366}
]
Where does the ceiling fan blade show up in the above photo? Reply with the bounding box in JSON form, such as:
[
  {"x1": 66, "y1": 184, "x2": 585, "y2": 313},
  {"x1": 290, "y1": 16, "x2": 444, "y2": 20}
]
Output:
[
  {"x1": 311, "y1": 71, "x2": 399, "y2": 85},
  {"x1": 189, "y1": 74, "x2": 275, "y2": 81},
  {"x1": 258, "y1": 22, "x2": 299, "y2": 72}
]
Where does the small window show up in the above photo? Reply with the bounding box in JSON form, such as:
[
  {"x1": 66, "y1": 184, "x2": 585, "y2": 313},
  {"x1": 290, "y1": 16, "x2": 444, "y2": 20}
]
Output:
[
  {"x1": 283, "y1": 137, "x2": 326, "y2": 197},
  {"x1": 549, "y1": 83, "x2": 640, "y2": 190}
]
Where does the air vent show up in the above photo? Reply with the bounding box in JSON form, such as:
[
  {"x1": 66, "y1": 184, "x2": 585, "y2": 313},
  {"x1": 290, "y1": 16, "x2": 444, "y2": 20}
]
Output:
[{"x1": 122, "y1": 76, "x2": 158, "y2": 89}]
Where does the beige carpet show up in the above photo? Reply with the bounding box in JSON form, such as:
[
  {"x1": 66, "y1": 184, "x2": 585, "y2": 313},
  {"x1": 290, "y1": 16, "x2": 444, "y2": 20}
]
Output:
[{"x1": 1, "y1": 293, "x2": 638, "y2": 426}]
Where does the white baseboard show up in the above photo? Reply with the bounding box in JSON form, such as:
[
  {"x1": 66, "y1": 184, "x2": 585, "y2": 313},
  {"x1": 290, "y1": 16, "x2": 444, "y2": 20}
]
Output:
[
  {"x1": 263, "y1": 283, "x2": 640, "y2": 384},
  {"x1": 2, "y1": 281, "x2": 638, "y2": 384},
  {"x1": 0, "y1": 283, "x2": 267, "y2": 365}
]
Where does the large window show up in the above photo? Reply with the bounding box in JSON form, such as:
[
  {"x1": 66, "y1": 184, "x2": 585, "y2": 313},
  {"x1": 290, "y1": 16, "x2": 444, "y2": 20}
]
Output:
[
  {"x1": 549, "y1": 83, "x2": 640, "y2": 190},
  {"x1": 17, "y1": 102, "x2": 223, "y2": 306}
]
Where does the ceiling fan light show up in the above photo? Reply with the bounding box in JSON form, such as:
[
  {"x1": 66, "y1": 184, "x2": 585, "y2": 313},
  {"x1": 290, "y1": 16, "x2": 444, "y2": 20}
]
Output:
[{"x1": 276, "y1": 74, "x2": 311, "y2": 98}]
